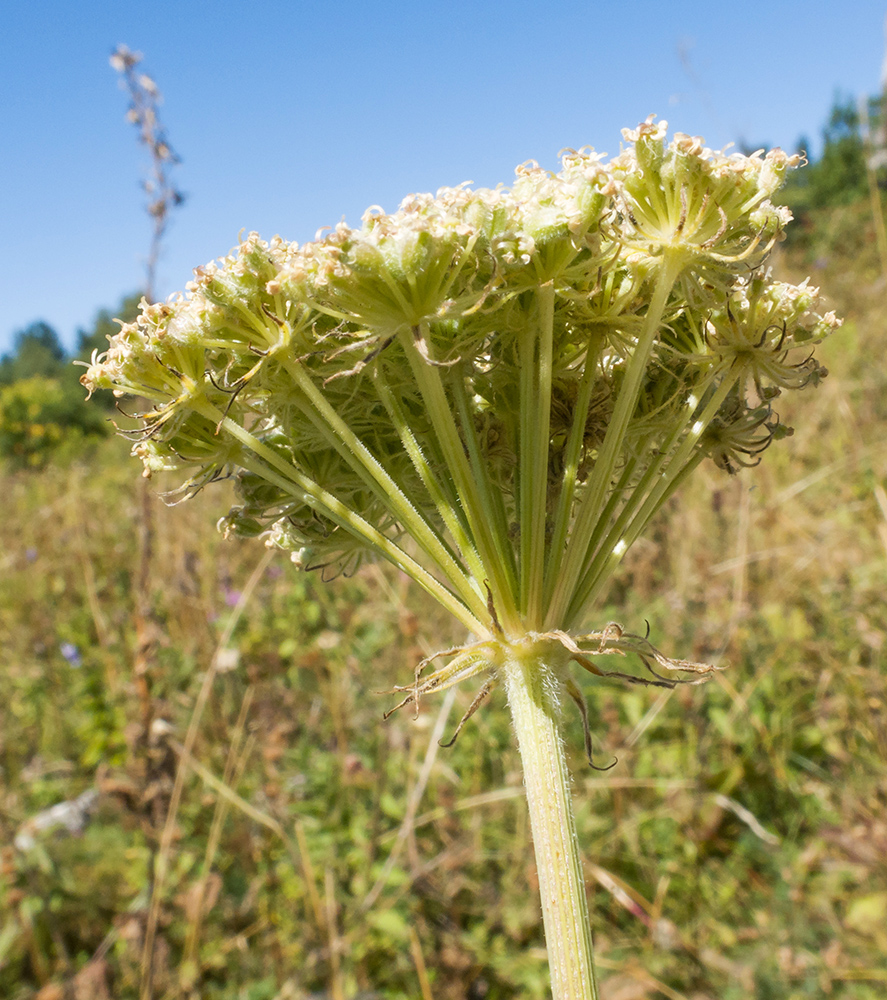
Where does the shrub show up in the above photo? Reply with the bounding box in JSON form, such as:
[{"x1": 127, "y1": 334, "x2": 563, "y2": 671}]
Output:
[{"x1": 0, "y1": 375, "x2": 108, "y2": 468}]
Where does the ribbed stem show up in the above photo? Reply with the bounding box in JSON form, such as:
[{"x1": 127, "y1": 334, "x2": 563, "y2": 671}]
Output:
[{"x1": 503, "y1": 645, "x2": 598, "y2": 1000}]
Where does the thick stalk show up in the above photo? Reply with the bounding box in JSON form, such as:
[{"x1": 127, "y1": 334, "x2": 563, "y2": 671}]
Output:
[{"x1": 502, "y1": 644, "x2": 598, "y2": 1000}]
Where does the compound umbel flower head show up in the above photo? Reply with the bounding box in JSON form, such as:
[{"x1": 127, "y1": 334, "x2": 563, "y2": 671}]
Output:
[
  {"x1": 84, "y1": 120, "x2": 838, "y2": 644},
  {"x1": 84, "y1": 119, "x2": 839, "y2": 1000}
]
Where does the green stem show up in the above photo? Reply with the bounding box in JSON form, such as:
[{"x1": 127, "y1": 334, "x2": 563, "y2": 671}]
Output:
[
  {"x1": 448, "y1": 364, "x2": 520, "y2": 597},
  {"x1": 503, "y1": 643, "x2": 598, "y2": 1000},
  {"x1": 547, "y1": 256, "x2": 681, "y2": 625},
  {"x1": 397, "y1": 323, "x2": 520, "y2": 631},
  {"x1": 277, "y1": 355, "x2": 486, "y2": 621},
  {"x1": 543, "y1": 332, "x2": 604, "y2": 612},
  {"x1": 372, "y1": 369, "x2": 488, "y2": 587},
  {"x1": 194, "y1": 399, "x2": 487, "y2": 637},
  {"x1": 564, "y1": 374, "x2": 738, "y2": 627},
  {"x1": 520, "y1": 283, "x2": 555, "y2": 626},
  {"x1": 565, "y1": 449, "x2": 706, "y2": 629},
  {"x1": 562, "y1": 389, "x2": 712, "y2": 627}
]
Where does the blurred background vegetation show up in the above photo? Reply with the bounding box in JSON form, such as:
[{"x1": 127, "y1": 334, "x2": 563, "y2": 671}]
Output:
[
  {"x1": 0, "y1": 294, "x2": 140, "y2": 470},
  {"x1": 0, "y1": 93, "x2": 886, "y2": 1000}
]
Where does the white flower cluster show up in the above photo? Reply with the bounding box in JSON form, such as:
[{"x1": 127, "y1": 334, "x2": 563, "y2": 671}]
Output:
[{"x1": 84, "y1": 120, "x2": 838, "y2": 616}]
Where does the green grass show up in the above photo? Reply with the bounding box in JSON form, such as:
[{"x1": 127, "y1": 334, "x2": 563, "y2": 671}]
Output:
[{"x1": 0, "y1": 238, "x2": 885, "y2": 998}]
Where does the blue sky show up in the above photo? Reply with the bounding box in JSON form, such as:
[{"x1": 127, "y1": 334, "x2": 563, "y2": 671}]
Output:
[{"x1": 3, "y1": 0, "x2": 887, "y2": 355}]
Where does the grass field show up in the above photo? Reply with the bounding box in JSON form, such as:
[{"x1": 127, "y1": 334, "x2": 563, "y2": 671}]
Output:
[{"x1": 0, "y1": 237, "x2": 885, "y2": 999}]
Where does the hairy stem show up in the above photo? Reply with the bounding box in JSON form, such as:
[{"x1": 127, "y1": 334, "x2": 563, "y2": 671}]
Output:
[{"x1": 503, "y1": 643, "x2": 598, "y2": 1000}]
